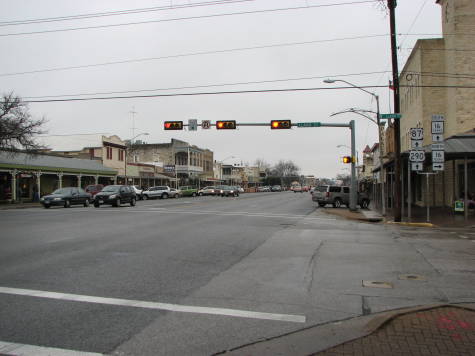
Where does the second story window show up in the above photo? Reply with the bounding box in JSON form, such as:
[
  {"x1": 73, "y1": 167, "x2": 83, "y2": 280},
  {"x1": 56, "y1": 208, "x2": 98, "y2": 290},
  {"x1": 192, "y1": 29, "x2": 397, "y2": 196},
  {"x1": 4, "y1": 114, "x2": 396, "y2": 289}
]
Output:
[
  {"x1": 119, "y1": 149, "x2": 124, "y2": 161},
  {"x1": 106, "y1": 147, "x2": 113, "y2": 160}
]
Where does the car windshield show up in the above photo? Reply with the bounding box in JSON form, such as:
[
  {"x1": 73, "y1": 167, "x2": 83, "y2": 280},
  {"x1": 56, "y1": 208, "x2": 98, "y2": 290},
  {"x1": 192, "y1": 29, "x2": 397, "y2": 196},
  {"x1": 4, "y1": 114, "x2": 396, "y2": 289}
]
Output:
[
  {"x1": 52, "y1": 188, "x2": 72, "y2": 195},
  {"x1": 101, "y1": 186, "x2": 120, "y2": 192},
  {"x1": 316, "y1": 186, "x2": 328, "y2": 192}
]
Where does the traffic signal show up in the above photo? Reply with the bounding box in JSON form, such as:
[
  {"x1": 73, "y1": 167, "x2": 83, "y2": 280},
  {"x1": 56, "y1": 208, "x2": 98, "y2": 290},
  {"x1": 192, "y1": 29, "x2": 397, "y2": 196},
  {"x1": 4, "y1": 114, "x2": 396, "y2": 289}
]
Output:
[
  {"x1": 342, "y1": 156, "x2": 352, "y2": 164},
  {"x1": 270, "y1": 120, "x2": 291, "y2": 129},
  {"x1": 216, "y1": 120, "x2": 236, "y2": 130},
  {"x1": 164, "y1": 121, "x2": 183, "y2": 130}
]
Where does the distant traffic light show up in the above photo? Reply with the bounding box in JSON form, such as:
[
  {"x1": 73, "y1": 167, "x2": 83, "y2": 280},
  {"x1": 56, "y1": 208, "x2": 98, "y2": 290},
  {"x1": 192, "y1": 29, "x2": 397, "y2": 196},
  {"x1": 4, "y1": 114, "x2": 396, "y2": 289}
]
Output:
[
  {"x1": 216, "y1": 120, "x2": 236, "y2": 130},
  {"x1": 342, "y1": 156, "x2": 352, "y2": 164},
  {"x1": 164, "y1": 121, "x2": 183, "y2": 130},
  {"x1": 270, "y1": 120, "x2": 292, "y2": 129}
]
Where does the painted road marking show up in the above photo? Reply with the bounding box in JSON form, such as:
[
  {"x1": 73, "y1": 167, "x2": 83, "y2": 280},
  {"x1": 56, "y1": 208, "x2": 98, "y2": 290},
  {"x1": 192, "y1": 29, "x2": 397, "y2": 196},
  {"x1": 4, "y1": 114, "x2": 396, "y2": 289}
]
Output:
[
  {"x1": 0, "y1": 286, "x2": 305, "y2": 323},
  {"x1": 93, "y1": 208, "x2": 335, "y2": 221},
  {"x1": 0, "y1": 340, "x2": 102, "y2": 356}
]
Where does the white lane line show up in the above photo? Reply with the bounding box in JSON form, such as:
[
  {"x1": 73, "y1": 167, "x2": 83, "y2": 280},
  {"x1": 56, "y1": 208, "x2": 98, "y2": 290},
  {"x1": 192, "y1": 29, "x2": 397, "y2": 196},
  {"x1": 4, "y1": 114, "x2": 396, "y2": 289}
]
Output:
[
  {"x1": 94, "y1": 208, "x2": 335, "y2": 221},
  {"x1": 0, "y1": 286, "x2": 305, "y2": 323},
  {"x1": 0, "y1": 340, "x2": 102, "y2": 356}
]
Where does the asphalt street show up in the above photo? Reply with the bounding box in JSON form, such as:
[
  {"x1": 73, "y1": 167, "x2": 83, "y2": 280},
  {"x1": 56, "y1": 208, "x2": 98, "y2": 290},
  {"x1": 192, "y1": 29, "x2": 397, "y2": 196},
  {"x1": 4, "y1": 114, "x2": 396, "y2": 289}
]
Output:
[{"x1": 0, "y1": 192, "x2": 474, "y2": 355}]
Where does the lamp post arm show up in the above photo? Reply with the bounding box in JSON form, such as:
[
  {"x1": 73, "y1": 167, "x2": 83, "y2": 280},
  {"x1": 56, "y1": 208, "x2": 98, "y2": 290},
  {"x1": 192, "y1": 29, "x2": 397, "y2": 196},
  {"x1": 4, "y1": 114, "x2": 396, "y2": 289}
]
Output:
[
  {"x1": 332, "y1": 79, "x2": 378, "y2": 99},
  {"x1": 330, "y1": 109, "x2": 378, "y2": 125}
]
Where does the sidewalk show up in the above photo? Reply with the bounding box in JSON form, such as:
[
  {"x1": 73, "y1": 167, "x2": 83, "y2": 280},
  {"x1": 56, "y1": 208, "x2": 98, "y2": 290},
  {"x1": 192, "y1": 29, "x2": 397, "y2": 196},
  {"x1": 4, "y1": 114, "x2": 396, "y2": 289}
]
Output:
[
  {"x1": 0, "y1": 202, "x2": 41, "y2": 210},
  {"x1": 322, "y1": 207, "x2": 384, "y2": 223},
  {"x1": 224, "y1": 304, "x2": 475, "y2": 356}
]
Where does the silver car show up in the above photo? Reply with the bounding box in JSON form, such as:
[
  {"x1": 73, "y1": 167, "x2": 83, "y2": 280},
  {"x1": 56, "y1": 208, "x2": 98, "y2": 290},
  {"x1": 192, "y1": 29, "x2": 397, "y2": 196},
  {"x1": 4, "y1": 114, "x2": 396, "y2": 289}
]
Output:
[{"x1": 143, "y1": 186, "x2": 173, "y2": 199}]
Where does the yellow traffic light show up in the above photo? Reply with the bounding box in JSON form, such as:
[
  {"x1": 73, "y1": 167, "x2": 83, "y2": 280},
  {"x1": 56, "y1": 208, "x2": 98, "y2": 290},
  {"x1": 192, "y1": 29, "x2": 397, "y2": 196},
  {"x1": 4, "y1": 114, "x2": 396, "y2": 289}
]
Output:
[
  {"x1": 270, "y1": 120, "x2": 291, "y2": 129},
  {"x1": 164, "y1": 121, "x2": 183, "y2": 130},
  {"x1": 342, "y1": 156, "x2": 352, "y2": 164},
  {"x1": 216, "y1": 120, "x2": 236, "y2": 130}
]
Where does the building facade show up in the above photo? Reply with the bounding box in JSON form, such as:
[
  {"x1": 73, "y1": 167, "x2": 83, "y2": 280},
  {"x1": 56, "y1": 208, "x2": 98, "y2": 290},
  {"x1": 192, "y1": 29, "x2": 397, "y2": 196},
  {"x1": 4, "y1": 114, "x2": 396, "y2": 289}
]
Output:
[{"x1": 397, "y1": 0, "x2": 475, "y2": 208}]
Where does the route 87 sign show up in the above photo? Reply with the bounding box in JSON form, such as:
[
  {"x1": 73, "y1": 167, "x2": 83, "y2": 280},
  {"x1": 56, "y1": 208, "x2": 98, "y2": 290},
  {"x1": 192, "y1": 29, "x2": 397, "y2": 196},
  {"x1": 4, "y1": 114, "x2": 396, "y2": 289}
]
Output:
[
  {"x1": 409, "y1": 150, "x2": 425, "y2": 162},
  {"x1": 410, "y1": 128, "x2": 423, "y2": 140}
]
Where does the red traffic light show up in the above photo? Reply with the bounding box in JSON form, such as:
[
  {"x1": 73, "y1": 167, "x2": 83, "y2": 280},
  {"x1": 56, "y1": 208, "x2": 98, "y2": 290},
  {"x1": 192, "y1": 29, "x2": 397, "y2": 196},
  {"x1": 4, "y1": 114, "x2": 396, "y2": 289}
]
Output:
[
  {"x1": 271, "y1": 120, "x2": 291, "y2": 129},
  {"x1": 342, "y1": 156, "x2": 352, "y2": 164},
  {"x1": 216, "y1": 120, "x2": 236, "y2": 130},
  {"x1": 164, "y1": 121, "x2": 183, "y2": 130}
]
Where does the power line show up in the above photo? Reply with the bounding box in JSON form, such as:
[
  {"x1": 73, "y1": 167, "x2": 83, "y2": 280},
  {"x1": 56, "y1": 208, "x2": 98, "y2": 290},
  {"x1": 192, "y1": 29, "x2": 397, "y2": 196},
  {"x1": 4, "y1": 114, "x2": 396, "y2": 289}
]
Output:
[
  {"x1": 19, "y1": 69, "x2": 475, "y2": 100},
  {"x1": 0, "y1": 34, "x2": 388, "y2": 77},
  {"x1": 12, "y1": 84, "x2": 475, "y2": 104},
  {"x1": 22, "y1": 70, "x2": 392, "y2": 99},
  {"x1": 0, "y1": 1, "x2": 380, "y2": 37},
  {"x1": 0, "y1": 0, "x2": 254, "y2": 27}
]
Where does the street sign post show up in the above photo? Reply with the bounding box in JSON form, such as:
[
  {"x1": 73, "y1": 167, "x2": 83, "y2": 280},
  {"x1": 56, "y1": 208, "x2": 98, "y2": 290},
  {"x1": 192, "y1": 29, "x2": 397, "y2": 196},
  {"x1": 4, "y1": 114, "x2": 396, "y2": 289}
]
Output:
[
  {"x1": 297, "y1": 122, "x2": 321, "y2": 128},
  {"x1": 188, "y1": 119, "x2": 198, "y2": 131},
  {"x1": 380, "y1": 113, "x2": 402, "y2": 120},
  {"x1": 431, "y1": 121, "x2": 444, "y2": 134},
  {"x1": 201, "y1": 120, "x2": 211, "y2": 129},
  {"x1": 409, "y1": 150, "x2": 425, "y2": 162},
  {"x1": 411, "y1": 162, "x2": 423, "y2": 171}
]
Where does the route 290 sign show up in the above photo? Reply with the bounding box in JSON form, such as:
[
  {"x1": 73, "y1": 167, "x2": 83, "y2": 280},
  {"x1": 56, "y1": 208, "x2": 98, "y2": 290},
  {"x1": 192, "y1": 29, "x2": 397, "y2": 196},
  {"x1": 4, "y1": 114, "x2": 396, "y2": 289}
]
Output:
[{"x1": 409, "y1": 150, "x2": 425, "y2": 162}]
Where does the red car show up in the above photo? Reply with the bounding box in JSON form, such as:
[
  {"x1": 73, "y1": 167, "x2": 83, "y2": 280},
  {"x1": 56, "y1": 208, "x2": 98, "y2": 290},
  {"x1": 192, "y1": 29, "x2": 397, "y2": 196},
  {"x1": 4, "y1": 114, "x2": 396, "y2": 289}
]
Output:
[{"x1": 85, "y1": 184, "x2": 104, "y2": 198}]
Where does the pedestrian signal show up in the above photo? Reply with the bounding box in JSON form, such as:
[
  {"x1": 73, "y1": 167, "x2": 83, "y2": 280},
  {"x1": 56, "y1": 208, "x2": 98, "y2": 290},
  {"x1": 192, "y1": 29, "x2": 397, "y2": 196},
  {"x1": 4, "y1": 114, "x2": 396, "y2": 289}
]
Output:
[
  {"x1": 271, "y1": 120, "x2": 291, "y2": 129},
  {"x1": 164, "y1": 121, "x2": 183, "y2": 130},
  {"x1": 216, "y1": 121, "x2": 236, "y2": 130}
]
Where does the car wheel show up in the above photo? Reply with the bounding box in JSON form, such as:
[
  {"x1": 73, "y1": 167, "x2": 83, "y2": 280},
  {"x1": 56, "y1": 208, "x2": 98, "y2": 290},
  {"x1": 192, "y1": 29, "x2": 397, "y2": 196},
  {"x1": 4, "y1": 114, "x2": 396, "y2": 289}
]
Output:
[
  {"x1": 114, "y1": 198, "x2": 121, "y2": 207},
  {"x1": 84, "y1": 199, "x2": 90, "y2": 207},
  {"x1": 44, "y1": 204, "x2": 51, "y2": 209},
  {"x1": 162, "y1": 193, "x2": 169, "y2": 199},
  {"x1": 64, "y1": 200, "x2": 71, "y2": 208},
  {"x1": 130, "y1": 198, "x2": 136, "y2": 207},
  {"x1": 333, "y1": 198, "x2": 342, "y2": 208},
  {"x1": 94, "y1": 202, "x2": 100, "y2": 208},
  {"x1": 199, "y1": 192, "x2": 203, "y2": 196},
  {"x1": 318, "y1": 202, "x2": 326, "y2": 207},
  {"x1": 192, "y1": 192, "x2": 197, "y2": 197}
]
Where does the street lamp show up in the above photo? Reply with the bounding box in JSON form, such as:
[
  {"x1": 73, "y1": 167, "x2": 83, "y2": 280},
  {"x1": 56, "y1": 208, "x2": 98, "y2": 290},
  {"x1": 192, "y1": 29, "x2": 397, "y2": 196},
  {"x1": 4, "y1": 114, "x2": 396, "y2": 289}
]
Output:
[
  {"x1": 126, "y1": 132, "x2": 149, "y2": 185},
  {"x1": 325, "y1": 78, "x2": 385, "y2": 216}
]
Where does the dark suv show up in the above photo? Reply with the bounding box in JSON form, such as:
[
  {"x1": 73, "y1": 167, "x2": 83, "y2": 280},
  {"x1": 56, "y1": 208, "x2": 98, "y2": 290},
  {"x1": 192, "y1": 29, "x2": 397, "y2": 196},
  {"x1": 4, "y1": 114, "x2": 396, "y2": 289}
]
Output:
[
  {"x1": 312, "y1": 185, "x2": 370, "y2": 208},
  {"x1": 94, "y1": 185, "x2": 136, "y2": 207}
]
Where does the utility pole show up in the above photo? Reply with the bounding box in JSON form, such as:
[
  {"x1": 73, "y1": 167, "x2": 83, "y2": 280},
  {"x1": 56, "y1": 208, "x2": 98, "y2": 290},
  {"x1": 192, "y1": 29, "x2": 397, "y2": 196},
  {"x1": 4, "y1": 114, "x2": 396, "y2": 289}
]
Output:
[
  {"x1": 388, "y1": 0, "x2": 402, "y2": 222},
  {"x1": 129, "y1": 106, "x2": 138, "y2": 144}
]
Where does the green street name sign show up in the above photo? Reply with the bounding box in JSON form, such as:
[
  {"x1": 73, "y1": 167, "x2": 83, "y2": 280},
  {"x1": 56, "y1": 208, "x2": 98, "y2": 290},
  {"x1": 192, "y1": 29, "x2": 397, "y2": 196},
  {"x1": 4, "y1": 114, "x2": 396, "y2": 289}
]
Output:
[
  {"x1": 297, "y1": 122, "x2": 321, "y2": 128},
  {"x1": 380, "y1": 113, "x2": 402, "y2": 119}
]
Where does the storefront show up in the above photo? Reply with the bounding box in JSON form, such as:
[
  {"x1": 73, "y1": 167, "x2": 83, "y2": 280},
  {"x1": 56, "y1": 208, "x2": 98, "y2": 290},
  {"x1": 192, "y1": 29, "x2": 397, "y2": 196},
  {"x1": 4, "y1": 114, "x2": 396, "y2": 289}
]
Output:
[{"x1": 0, "y1": 151, "x2": 117, "y2": 203}]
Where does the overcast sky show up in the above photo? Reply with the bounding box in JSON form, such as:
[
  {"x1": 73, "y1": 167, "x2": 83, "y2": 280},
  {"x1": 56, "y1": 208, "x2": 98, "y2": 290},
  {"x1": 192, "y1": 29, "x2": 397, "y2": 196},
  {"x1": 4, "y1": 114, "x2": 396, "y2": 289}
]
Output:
[{"x1": 1, "y1": 0, "x2": 442, "y2": 177}]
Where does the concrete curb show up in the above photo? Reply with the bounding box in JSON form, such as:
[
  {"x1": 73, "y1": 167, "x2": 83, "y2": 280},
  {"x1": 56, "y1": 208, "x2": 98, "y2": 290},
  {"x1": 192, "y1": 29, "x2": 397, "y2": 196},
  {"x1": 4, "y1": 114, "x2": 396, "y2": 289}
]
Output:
[
  {"x1": 386, "y1": 221, "x2": 436, "y2": 228},
  {"x1": 218, "y1": 303, "x2": 475, "y2": 356},
  {"x1": 0, "y1": 204, "x2": 41, "y2": 210}
]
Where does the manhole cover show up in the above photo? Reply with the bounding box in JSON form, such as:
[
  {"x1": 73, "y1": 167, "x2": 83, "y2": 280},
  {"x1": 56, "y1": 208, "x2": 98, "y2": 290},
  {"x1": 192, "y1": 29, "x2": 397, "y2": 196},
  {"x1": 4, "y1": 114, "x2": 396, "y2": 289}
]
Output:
[
  {"x1": 398, "y1": 274, "x2": 426, "y2": 281},
  {"x1": 362, "y1": 280, "x2": 393, "y2": 289}
]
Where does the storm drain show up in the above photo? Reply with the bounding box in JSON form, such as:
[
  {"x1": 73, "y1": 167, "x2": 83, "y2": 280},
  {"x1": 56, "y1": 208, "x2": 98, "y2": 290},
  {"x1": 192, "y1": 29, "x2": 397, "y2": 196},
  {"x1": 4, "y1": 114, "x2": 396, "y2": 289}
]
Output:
[
  {"x1": 362, "y1": 280, "x2": 393, "y2": 289},
  {"x1": 398, "y1": 274, "x2": 426, "y2": 281}
]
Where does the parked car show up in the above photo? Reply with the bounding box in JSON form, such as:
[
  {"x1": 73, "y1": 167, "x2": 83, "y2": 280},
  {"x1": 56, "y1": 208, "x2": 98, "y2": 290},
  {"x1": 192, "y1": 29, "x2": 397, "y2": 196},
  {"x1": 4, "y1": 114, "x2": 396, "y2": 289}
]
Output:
[
  {"x1": 179, "y1": 186, "x2": 198, "y2": 197},
  {"x1": 217, "y1": 185, "x2": 239, "y2": 197},
  {"x1": 169, "y1": 188, "x2": 181, "y2": 198},
  {"x1": 198, "y1": 186, "x2": 218, "y2": 196},
  {"x1": 262, "y1": 186, "x2": 271, "y2": 192},
  {"x1": 143, "y1": 186, "x2": 172, "y2": 199},
  {"x1": 271, "y1": 185, "x2": 282, "y2": 192},
  {"x1": 41, "y1": 187, "x2": 92, "y2": 208},
  {"x1": 292, "y1": 185, "x2": 303, "y2": 193},
  {"x1": 312, "y1": 185, "x2": 370, "y2": 209},
  {"x1": 129, "y1": 185, "x2": 144, "y2": 200},
  {"x1": 257, "y1": 186, "x2": 266, "y2": 192},
  {"x1": 85, "y1": 184, "x2": 104, "y2": 199},
  {"x1": 94, "y1": 185, "x2": 136, "y2": 207}
]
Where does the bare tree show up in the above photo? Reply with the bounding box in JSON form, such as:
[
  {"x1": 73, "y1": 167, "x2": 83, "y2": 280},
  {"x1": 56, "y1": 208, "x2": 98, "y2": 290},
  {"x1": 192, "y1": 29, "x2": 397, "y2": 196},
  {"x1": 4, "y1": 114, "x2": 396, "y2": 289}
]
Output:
[
  {"x1": 254, "y1": 158, "x2": 271, "y2": 173},
  {"x1": 0, "y1": 93, "x2": 46, "y2": 153},
  {"x1": 271, "y1": 160, "x2": 300, "y2": 177}
]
